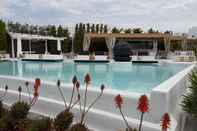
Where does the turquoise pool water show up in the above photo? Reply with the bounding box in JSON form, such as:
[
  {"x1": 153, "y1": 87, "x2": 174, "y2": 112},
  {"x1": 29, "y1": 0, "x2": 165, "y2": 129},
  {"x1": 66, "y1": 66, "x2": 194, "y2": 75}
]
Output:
[{"x1": 0, "y1": 61, "x2": 190, "y2": 93}]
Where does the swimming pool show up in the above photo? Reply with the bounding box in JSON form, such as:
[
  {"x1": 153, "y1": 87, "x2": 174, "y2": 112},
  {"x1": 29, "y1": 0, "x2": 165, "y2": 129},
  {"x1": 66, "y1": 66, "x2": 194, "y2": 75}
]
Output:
[{"x1": 0, "y1": 60, "x2": 190, "y2": 93}]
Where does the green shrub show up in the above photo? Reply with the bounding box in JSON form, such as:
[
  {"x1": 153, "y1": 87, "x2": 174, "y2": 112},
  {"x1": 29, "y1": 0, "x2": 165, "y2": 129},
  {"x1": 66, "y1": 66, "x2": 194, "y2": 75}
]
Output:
[
  {"x1": 14, "y1": 119, "x2": 30, "y2": 131},
  {"x1": 182, "y1": 69, "x2": 197, "y2": 117},
  {"x1": 10, "y1": 101, "x2": 30, "y2": 120},
  {"x1": 0, "y1": 101, "x2": 30, "y2": 130},
  {"x1": 0, "y1": 113, "x2": 14, "y2": 130},
  {"x1": 54, "y1": 110, "x2": 73, "y2": 131},
  {"x1": 0, "y1": 101, "x2": 3, "y2": 118},
  {"x1": 29, "y1": 117, "x2": 52, "y2": 131}
]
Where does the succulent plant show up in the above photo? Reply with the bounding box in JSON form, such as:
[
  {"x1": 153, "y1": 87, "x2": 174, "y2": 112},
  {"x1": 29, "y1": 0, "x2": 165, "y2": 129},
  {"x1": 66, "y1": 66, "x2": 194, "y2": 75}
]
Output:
[
  {"x1": 0, "y1": 101, "x2": 3, "y2": 118},
  {"x1": 29, "y1": 117, "x2": 52, "y2": 131},
  {"x1": 0, "y1": 113, "x2": 13, "y2": 130},
  {"x1": 54, "y1": 110, "x2": 73, "y2": 131},
  {"x1": 10, "y1": 101, "x2": 30, "y2": 120},
  {"x1": 69, "y1": 123, "x2": 89, "y2": 131}
]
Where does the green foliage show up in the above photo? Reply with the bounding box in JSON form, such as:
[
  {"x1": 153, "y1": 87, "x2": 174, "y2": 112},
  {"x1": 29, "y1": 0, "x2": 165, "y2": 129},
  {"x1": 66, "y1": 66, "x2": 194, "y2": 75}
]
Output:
[
  {"x1": 20, "y1": 24, "x2": 29, "y2": 34},
  {"x1": 48, "y1": 25, "x2": 57, "y2": 37},
  {"x1": 104, "y1": 25, "x2": 108, "y2": 33},
  {"x1": 0, "y1": 113, "x2": 13, "y2": 130},
  {"x1": 91, "y1": 24, "x2": 95, "y2": 33},
  {"x1": 133, "y1": 28, "x2": 143, "y2": 33},
  {"x1": 182, "y1": 69, "x2": 197, "y2": 117},
  {"x1": 111, "y1": 27, "x2": 122, "y2": 33},
  {"x1": 0, "y1": 109, "x2": 29, "y2": 130},
  {"x1": 10, "y1": 101, "x2": 30, "y2": 120},
  {"x1": 96, "y1": 24, "x2": 99, "y2": 33},
  {"x1": 73, "y1": 23, "x2": 85, "y2": 53},
  {"x1": 57, "y1": 25, "x2": 64, "y2": 37},
  {"x1": 0, "y1": 101, "x2": 2, "y2": 118},
  {"x1": 29, "y1": 117, "x2": 52, "y2": 131},
  {"x1": 0, "y1": 20, "x2": 7, "y2": 51},
  {"x1": 62, "y1": 28, "x2": 70, "y2": 53},
  {"x1": 69, "y1": 123, "x2": 88, "y2": 131},
  {"x1": 54, "y1": 110, "x2": 73, "y2": 131},
  {"x1": 164, "y1": 30, "x2": 173, "y2": 35},
  {"x1": 100, "y1": 24, "x2": 104, "y2": 34},
  {"x1": 86, "y1": 23, "x2": 90, "y2": 33},
  {"x1": 124, "y1": 28, "x2": 132, "y2": 34},
  {"x1": 148, "y1": 28, "x2": 156, "y2": 33},
  {"x1": 0, "y1": 101, "x2": 7, "y2": 119}
]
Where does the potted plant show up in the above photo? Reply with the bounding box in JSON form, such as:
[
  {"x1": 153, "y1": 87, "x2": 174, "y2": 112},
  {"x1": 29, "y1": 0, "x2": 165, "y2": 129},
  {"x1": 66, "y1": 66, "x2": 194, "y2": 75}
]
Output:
[{"x1": 182, "y1": 69, "x2": 197, "y2": 127}]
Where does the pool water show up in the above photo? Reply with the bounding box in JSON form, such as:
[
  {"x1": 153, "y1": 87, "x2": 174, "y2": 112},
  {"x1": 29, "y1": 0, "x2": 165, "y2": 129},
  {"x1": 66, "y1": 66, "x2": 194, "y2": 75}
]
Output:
[{"x1": 0, "y1": 61, "x2": 190, "y2": 93}]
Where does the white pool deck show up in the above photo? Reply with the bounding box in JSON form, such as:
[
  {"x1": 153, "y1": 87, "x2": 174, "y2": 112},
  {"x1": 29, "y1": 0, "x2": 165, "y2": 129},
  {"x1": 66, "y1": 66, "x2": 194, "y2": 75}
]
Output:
[{"x1": 0, "y1": 59, "x2": 196, "y2": 131}]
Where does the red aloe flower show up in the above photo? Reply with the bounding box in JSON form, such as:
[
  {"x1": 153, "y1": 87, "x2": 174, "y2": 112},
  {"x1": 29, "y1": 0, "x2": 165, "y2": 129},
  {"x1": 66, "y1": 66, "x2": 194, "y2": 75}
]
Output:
[
  {"x1": 137, "y1": 95, "x2": 149, "y2": 131},
  {"x1": 137, "y1": 95, "x2": 149, "y2": 113},
  {"x1": 84, "y1": 73, "x2": 91, "y2": 84},
  {"x1": 161, "y1": 113, "x2": 171, "y2": 131},
  {"x1": 114, "y1": 94, "x2": 123, "y2": 108},
  {"x1": 35, "y1": 78, "x2": 41, "y2": 87}
]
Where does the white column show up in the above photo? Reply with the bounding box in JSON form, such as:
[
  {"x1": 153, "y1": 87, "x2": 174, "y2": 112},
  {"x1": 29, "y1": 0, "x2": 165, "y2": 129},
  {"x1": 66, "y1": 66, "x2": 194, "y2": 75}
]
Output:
[
  {"x1": 29, "y1": 40, "x2": 31, "y2": 53},
  {"x1": 153, "y1": 40, "x2": 158, "y2": 52},
  {"x1": 17, "y1": 37, "x2": 22, "y2": 57},
  {"x1": 11, "y1": 38, "x2": 15, "y2": 58},
  {"x1": 45, "y1": 40, "x2": 48, "y2": 54},
  {"x1": 57, "y1": 39, "x2": 61, "y2": 51}
]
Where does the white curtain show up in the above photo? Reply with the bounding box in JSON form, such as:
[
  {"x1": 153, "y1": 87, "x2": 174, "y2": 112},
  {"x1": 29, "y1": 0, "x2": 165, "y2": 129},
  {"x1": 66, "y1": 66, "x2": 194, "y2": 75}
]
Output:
[
  {"x1": 164, "y1": 38, "x2": 170, "y2": 52},
  {"x1": 153, "y1": 40, "x2": 158, "y2": 52},
  {"x1": 57, "y1": 40, "x2": 61, "y2": 51},
  {"x1": 83, "y1": 35, "x2": 91, "y2": 51},
  {"x1": 17, "y1": 37, "x2": 22, "y2": 57},
  {"x1": 105, "y1": 36, "x2": 116, "y2": 58}
]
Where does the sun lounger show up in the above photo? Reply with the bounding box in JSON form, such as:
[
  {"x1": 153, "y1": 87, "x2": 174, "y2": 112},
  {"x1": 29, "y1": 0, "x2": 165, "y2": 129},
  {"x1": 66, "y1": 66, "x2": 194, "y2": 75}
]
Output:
[{"x1": 74, "y1": 55, "x2": 109, "y2": 63}]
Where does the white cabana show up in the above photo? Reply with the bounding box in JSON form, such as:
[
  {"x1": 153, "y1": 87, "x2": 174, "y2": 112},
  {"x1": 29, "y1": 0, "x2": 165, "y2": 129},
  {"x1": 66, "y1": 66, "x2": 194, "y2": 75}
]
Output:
[
  {"x1": 83, "y1": 34, "x2": 116, "y2": 59},
  {"x1": 9, "y1": 32, "x2": 66, "y2": 58}
]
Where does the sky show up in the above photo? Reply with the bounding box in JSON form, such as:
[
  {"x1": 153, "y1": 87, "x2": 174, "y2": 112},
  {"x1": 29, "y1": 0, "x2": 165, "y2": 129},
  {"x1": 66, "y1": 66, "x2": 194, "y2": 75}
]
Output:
[{"x1": 0, "y1": 0, "x2": 197, "y2": 33}]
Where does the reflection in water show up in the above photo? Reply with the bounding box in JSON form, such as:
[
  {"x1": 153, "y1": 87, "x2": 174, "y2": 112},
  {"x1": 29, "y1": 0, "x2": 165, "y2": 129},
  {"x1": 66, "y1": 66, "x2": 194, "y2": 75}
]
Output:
[{"x1": 0, "y1": 61, "x2": 189, "y2": 93}]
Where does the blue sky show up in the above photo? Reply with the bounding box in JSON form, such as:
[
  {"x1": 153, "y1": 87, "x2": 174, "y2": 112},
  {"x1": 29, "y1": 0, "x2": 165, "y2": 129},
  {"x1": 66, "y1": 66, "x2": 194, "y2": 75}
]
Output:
[{"x1": 0, "y1": 0, "x2": 197, "y2": 33}]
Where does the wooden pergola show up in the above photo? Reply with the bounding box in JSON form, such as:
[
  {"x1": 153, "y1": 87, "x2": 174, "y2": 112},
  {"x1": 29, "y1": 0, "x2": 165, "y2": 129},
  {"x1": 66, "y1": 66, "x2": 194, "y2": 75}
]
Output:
[{"x1": 83, "y1": 33, "x2": 188, "y2": 57}]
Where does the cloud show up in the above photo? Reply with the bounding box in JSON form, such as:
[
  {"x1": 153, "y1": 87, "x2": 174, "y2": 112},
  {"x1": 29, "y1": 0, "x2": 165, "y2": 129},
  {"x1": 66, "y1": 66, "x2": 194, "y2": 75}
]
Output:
[
  {"x1": 0, "y1": 0, "x2": 197, "y2": 32},
  {"x1": 0, "y1": 0, "x2": 9, "y2": 17}
]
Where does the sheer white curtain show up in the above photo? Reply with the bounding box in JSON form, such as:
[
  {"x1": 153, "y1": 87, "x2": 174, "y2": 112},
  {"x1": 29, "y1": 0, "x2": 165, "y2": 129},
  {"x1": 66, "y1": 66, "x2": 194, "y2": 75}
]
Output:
[
  {"x1": 83, "y1": 35, "x2": 91, "y2": 51},
  {"x1": 105, "y1": 36, "x2": 116, "y2": 58}
]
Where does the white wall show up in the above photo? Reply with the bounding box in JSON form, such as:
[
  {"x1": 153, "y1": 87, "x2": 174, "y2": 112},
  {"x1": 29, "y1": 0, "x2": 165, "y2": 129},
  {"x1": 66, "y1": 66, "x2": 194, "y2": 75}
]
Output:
[{"x1": 150, "y1": 64, "x2": 195, "y2": 127}]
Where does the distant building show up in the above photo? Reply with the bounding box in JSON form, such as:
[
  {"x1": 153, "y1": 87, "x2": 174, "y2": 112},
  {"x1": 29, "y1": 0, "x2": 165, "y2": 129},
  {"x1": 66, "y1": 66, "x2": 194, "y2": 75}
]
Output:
[{"x1": 188, "y1": 27, "x2": 197, "y2": 38}]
